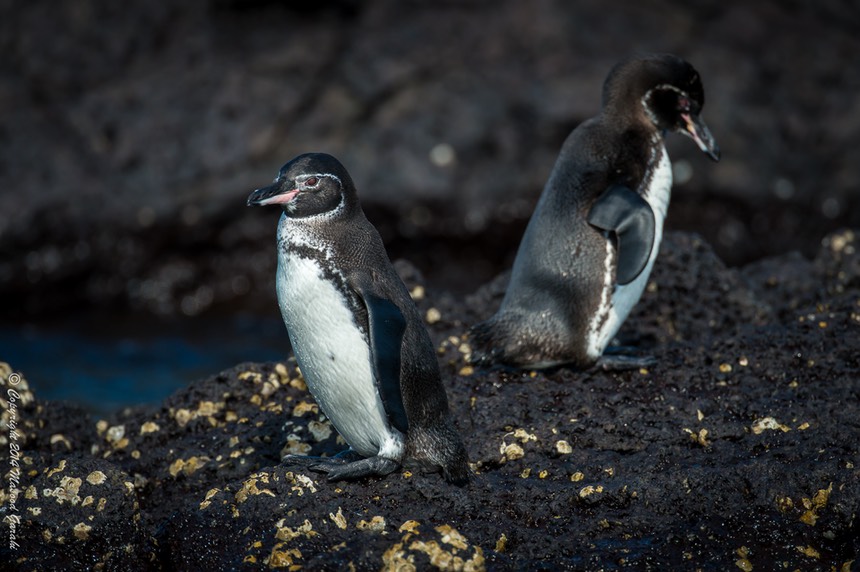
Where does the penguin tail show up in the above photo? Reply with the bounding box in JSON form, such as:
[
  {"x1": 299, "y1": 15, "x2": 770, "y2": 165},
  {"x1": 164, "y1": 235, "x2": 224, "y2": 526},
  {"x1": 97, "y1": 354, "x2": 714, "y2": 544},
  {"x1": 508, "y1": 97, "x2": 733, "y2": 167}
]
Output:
[
  {"x1": 407, "y1": 420, "x2": 471, "y2": 486},
  {"x1": 442, "y1": 460, "x2": 471, "y2": 486},
  {"x1": 466, "y1": 318, "x2": 507, "y2": 367}
]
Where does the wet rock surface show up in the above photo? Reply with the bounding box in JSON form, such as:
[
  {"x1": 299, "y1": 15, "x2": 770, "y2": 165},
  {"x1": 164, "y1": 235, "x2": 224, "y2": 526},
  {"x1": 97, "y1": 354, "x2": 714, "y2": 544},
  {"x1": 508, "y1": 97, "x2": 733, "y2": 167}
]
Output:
[{"x1": 2, "y1": 230, "x2": 859, "y2": 570}]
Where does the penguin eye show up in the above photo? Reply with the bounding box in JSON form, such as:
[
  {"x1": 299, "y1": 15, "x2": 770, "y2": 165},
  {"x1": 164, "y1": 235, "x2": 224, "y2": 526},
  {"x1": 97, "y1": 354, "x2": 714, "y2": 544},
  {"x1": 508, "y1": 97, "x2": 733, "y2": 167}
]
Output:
[
  {"x1": 677, "y1": 96, "x2": 691, "y2": 112},
  {"x1": 304, "y1": 177, "x2": 319, "y2": 188}
]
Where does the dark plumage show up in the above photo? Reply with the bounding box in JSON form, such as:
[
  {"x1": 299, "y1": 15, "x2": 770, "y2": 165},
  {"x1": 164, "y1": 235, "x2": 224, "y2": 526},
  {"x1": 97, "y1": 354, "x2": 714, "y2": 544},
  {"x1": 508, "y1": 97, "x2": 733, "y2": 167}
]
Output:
[
  {"x1": 248, "y1": 153, "x2": 469, "y2": 484},
  {"x1": 470, "y1": 53, "x2": 719, "y2": 371}
]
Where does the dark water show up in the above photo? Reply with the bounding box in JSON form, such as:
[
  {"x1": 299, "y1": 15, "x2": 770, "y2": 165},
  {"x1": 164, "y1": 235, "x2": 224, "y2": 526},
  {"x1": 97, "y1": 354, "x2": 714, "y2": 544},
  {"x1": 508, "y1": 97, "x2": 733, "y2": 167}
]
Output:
[{"x1": 1, "y1": 312, "x2": 292, "y2": 416}]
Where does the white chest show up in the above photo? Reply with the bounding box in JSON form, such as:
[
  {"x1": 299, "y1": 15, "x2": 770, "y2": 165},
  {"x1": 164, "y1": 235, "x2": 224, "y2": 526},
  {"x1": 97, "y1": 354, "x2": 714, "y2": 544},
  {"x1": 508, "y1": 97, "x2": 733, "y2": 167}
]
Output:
[
  {"x1": 587, "y1": 144, "x2": 672, "y2": 358},
  {"x1": 275, "y1": 227, "x2": 404, "y2": 460}
]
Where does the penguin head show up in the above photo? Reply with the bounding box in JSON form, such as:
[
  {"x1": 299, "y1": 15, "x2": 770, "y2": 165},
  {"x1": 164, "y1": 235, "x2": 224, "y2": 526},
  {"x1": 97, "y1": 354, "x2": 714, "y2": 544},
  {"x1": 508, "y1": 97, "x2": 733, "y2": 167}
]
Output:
[
  {"x1": 247, "y1": 153, "x2": 357, "y2": 218},
  {"x1": 603, "y1": 53, "x2": 720, "y2": 162}
]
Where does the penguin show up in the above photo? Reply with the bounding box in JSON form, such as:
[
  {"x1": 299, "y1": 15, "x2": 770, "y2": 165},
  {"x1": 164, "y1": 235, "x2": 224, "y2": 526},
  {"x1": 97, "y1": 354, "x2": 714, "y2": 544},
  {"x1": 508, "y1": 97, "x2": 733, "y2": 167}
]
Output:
[
  {"x1": 470, "y1": 53, "x2": 720, "y2": 371},
  {"x1": 247, "y1": 153, "x2": 469, "y2": 484}
]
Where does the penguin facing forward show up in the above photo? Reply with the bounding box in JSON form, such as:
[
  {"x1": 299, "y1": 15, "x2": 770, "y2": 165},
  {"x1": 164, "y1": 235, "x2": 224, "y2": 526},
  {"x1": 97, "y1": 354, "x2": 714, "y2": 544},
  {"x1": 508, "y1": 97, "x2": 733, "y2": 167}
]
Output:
[
  {"x1": 247, "y1": 153, "x2": 469, "y2": 484},
  {"x1": 470, "y1": 53, "x2": 720, "y2": 371}
]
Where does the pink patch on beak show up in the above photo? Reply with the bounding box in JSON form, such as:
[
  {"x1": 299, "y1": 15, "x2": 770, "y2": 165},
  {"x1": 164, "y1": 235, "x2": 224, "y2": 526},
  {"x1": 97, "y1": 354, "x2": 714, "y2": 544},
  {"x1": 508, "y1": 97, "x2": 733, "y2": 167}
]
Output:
[{"x1": 259, "y1": 189, "x2": 300, "y2": 205}]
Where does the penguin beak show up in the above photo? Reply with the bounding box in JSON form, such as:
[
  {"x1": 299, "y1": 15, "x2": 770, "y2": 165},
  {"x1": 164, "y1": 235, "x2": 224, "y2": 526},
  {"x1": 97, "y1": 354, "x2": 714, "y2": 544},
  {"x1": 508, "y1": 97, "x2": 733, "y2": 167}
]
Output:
[
  {"x1": 680, "y1": 112, "x2": 720, "y2": 162},
  {"x1": 246, "y1": 183, "x2": 300, "y2": 206}
]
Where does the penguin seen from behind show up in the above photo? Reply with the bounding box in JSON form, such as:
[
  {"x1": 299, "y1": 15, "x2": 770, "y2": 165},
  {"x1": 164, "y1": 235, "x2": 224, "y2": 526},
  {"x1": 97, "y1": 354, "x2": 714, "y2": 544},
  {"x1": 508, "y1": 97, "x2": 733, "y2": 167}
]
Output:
[{"x1": 470, "y1": 53, "x2": 720, "y2": 371}]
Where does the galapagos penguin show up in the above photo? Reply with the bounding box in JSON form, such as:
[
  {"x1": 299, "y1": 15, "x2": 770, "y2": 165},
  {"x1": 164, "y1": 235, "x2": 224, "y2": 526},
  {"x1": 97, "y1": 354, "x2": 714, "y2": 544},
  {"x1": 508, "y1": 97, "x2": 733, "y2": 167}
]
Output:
[
  {"x1": 470, "y1": 53, "x2": 720, "y2": 370},
  {"x1": 248, "y1": 153, "x2": 469, "y2": 483}
]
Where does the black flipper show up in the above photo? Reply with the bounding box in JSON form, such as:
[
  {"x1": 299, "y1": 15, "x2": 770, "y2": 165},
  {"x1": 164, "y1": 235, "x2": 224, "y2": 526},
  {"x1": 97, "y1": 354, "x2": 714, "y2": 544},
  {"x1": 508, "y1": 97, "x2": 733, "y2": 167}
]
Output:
[
  {"x1": 587, "y1": 185, "x2": 656, "y2": 285},
  {"x1": 351, "y1": 276, "x2": 409, "y2": 434}
]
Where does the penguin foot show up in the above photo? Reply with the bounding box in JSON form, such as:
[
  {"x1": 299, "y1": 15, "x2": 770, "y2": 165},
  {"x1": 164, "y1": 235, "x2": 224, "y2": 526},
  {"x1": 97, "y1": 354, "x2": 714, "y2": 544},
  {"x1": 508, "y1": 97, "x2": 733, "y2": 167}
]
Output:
[
  {"x1": 281, "y1": 454, "x2": 326, "y2": 468},
  {"x1": 310, "y1": 456, "x2": 400, "y2": 482},
  {"x1": 596, "y1": 353, "x2": 656, "y2": 371},
  {"x1": 281, "y1": 449, "x2": 363, "y2": 468}
]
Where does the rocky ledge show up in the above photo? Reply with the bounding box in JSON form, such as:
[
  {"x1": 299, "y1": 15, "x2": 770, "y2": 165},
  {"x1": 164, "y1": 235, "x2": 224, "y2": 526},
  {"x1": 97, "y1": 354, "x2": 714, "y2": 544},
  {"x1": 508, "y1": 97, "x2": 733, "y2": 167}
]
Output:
[{"x1": 1, "y1": 230, "x2": 859, "y2": 571}]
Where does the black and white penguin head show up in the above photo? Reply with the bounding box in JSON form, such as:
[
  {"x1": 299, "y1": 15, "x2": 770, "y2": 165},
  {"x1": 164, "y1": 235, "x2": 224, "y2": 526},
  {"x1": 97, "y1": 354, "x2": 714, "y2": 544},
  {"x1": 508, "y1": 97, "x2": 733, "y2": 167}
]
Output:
[
  {"x1": 247, "y1": 153, "x2": 357, "y2": 218},
  {"x1": 603, "y1": 53, "x2": 720, "y2": 161}
]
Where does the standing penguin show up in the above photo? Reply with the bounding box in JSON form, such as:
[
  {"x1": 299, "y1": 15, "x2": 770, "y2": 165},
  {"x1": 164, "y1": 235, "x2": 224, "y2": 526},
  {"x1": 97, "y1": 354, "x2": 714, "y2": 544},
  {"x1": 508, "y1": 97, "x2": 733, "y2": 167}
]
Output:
[
  {"x1": 247, "y1": 153, "x2": 469, "y2": 484},
  {"x1": 470, "y1": 53, "x2": 720, "y2": 370}
]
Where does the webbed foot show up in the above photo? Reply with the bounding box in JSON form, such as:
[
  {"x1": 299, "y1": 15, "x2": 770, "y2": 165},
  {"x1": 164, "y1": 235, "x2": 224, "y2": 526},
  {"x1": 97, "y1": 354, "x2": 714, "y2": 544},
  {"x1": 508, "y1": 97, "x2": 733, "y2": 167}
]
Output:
[
  {"x1": 282, "y1": 450, "x2": 399, "y2": 482},
  {"x1": 282, "y1": 448, "x2": 362, "y2": 467},
  {"x1": 310, "y1": 456, "x2": 400, "y2": 482}
]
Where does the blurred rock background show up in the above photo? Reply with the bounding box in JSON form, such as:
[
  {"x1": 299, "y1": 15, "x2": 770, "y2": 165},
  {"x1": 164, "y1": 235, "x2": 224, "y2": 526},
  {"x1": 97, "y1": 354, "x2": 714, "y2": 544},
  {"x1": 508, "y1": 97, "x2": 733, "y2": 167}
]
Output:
[{"x1": 1, "y1": 0, "x2": 858, "y2": 319}]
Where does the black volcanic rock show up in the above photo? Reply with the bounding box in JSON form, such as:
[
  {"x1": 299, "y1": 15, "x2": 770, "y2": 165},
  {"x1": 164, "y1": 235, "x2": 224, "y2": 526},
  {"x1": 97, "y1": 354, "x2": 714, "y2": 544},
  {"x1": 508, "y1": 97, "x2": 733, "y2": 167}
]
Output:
[
  {"x1": 2, "y1": 231, "x2": 859, "y2": 570},
  {"x1": 6, "y1": 456, "x2": 155, "y2": 571}
]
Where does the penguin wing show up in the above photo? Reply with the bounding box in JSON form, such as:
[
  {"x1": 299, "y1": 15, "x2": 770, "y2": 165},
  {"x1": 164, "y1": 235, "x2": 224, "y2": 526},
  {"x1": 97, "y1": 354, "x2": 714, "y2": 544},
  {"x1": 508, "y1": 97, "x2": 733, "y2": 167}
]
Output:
[
  {"x1": 587, "y1": 185, "x2": 656, "y2": 285},
  {"x1": 351, "y1": 276, "x2": 410, "y2": 434}
]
